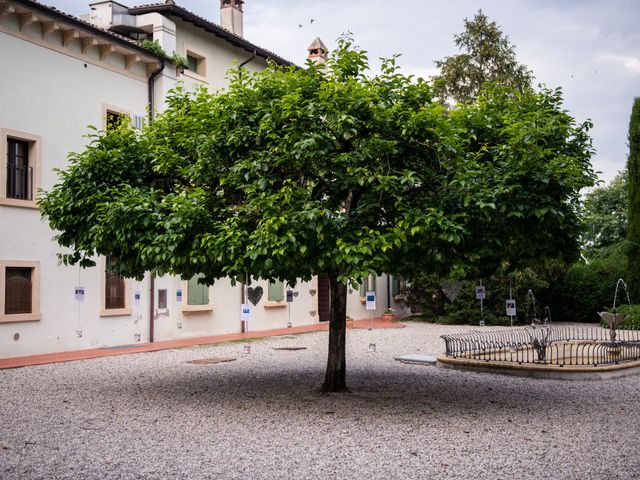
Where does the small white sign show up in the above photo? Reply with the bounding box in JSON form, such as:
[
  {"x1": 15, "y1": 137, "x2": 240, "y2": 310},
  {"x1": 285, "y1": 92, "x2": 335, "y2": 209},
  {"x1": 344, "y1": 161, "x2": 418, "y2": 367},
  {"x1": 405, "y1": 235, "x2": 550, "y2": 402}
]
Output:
[
  {"x1": 176, "y1": 289, "x2": 183, "y2": 303},
  {"x1": 475, "y1": 286, "x2": 486, "y2": 300},
  {"x1": 241, "y1": 304, "x2": 252, "y2": 322},
  {"x1": 134, "y1": 291, "x2": 141, "y2": 306},
  {"x1": 75, "y1": 287, "x2": 85, "y2": 301},
  {"x1": 365, "y1": 291, "x2": 376, "y2": 310},
  {"x1": 506, "y1": 299, "x2": 517, "y2": 317}
]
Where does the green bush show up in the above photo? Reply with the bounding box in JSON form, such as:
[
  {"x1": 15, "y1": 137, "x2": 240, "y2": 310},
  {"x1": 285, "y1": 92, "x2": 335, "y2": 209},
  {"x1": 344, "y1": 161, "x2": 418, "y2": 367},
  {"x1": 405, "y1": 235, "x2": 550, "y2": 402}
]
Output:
[{"x1": 550, "y1": 242, "x2": 629, "y2": 322}]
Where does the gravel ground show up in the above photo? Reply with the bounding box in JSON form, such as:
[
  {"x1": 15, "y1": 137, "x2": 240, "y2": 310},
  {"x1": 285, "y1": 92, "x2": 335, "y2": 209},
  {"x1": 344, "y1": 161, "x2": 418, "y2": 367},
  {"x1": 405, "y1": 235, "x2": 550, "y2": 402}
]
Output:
[{"x1": 1, "y1": 322, "x2": 639, "y2": 480}]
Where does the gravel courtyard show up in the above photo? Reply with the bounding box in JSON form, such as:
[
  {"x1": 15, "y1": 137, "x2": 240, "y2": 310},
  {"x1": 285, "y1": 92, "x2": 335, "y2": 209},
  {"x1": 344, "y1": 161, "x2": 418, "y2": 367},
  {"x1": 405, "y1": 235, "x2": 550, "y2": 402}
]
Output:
[{"x1": 1, "y1": 322, "x2": 639, "y2": 480}]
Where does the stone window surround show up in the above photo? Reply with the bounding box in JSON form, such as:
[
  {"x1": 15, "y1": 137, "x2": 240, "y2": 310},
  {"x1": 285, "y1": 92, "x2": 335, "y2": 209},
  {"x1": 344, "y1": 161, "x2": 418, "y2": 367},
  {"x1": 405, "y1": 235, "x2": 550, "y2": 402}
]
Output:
[
  {"x1": 99, "y1": 256, "x2": 133, "y2": 317},
  {"x1": 0, "y1": 260, "x2": 41, "y2": 323},
  {"x1": 181, "y1": 44, "x2": 207, "y2": 82},
  {"x1": 0, "y1": 128, "x2": 41, "y2": 209}
]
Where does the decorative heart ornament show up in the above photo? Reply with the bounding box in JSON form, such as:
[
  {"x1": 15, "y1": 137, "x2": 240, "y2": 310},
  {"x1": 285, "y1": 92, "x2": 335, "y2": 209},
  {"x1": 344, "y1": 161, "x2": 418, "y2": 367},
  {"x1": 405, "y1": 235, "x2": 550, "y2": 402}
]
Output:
[
  {"x1": 309, "y1": 289, "x2": 317, "y2": 296},
  {"x1": 309, "y1": 310, "x2": 317, "y2": 317},
  {"x1": 294, "y1": 291, "x2": 299, "y2": 297},
  {"x1": 247, "y1": 286, "x2": 263, "y2": 306},
  {"x1": 440, "y1": 280, "x2": 462, "y2": 302}
]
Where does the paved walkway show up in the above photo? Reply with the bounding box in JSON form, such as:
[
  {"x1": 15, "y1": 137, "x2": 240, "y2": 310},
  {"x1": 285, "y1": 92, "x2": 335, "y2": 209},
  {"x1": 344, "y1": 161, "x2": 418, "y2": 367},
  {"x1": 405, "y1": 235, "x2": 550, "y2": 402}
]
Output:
[{"x1": 0, "y1": 318, "x2": 404, "y2": 370}]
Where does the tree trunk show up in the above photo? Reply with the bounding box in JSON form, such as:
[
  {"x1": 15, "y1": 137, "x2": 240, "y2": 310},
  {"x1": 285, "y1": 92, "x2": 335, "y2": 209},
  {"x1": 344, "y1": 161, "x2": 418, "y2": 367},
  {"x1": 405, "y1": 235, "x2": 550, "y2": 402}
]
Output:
[{"x1": 321, "y1": 273, "x2": 348, "y2": 392}]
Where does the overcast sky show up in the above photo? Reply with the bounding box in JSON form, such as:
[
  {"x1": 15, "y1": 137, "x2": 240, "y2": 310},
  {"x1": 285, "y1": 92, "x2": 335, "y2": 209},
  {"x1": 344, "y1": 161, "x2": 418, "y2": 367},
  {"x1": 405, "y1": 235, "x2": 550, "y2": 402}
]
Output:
[{"x1": 57, "y1": 0, "x2": 639, "y2": 183}]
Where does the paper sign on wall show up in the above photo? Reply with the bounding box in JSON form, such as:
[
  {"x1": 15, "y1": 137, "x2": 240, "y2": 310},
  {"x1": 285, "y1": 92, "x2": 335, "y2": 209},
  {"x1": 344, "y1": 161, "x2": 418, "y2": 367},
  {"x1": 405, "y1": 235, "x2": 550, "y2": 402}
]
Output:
[
  {"x1": 506, "y1": 299, "x2": 517, "y2": 317},
  {"x1": 176, "y1": 289, "x2": 183, "y2": 303},
  {"x1": 365, "y1": 291, "x2": 376, "y2": 310},
  {"x1": 241, "y1": 304, "x2": 252, "y2": 322},
  {"x1": 75, "y1": 287, "x2": 85, "y2": 301},
  {"x1": 286, "y1": 290, "x2": 294, "y2": 302},
  {"x1": 475, "y1": 286, "x2": 486, "y2": 300},
  {"x1": 134, "y1": 291, "x2": 141, "y2": 306}
]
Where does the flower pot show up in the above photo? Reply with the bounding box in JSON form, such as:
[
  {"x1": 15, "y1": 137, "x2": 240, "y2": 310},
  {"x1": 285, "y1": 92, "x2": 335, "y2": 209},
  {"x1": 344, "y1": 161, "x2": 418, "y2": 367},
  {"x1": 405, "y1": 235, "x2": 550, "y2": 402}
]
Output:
[
  {"x1": 382, "y1": 313, "x2": 395, "y2": 323},
  {"x1": 346, "y1": 317, "x2": 354, "y2": 329}
]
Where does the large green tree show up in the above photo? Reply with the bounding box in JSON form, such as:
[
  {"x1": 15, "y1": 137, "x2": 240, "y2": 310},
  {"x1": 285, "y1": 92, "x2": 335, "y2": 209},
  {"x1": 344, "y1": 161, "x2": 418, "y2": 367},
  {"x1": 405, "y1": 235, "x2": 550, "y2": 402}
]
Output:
[
  {"x1": 628, "y1": 98, "x2": 640, "y2": 301},
  {"x1": 40, "y1": 38, "x2": 595, "y2": 391},
  {"x1": 433, "y1": 10, "x2": 533, "y2": 104},
  {"x1": 581, "y1": 171, "x2": 628, "y2": 259}
]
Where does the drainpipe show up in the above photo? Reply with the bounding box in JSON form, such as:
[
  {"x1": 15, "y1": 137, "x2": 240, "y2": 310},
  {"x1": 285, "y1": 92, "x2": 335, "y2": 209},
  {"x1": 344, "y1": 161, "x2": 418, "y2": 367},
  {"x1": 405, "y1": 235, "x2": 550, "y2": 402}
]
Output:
[
  {"x1": 147, "y1": 60, "x2": 164, "y2": 343},
  {"x1": 239, "y1": 49, "x2": 257, "y2": 74}
]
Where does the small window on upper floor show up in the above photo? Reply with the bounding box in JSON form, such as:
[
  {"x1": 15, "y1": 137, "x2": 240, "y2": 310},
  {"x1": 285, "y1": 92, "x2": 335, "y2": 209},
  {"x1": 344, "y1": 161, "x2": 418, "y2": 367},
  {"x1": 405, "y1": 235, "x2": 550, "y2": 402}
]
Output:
[
  {"x1": 184, "y1": 49, "x2": 206, "y2": 78},
  {"x1": 106, "y1": 111, "x2": 124, "y2": 131}
]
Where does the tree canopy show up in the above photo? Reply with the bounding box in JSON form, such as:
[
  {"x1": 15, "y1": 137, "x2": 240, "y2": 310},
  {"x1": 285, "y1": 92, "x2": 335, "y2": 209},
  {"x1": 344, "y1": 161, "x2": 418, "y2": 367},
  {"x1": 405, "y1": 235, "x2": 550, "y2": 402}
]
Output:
[
  {"x1": 40, "y1": 37, "x2": 595, "y2": 391},
  {"x1": 433, "y1": 10, "x2": 533, "y2": 104}
]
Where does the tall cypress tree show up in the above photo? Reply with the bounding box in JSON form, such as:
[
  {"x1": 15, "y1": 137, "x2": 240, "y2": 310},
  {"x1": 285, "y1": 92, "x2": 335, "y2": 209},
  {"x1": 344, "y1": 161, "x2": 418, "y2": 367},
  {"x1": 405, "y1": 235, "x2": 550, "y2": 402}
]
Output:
[{"x1": 627, "y1": 98, "x2": 640, "y2": 302}]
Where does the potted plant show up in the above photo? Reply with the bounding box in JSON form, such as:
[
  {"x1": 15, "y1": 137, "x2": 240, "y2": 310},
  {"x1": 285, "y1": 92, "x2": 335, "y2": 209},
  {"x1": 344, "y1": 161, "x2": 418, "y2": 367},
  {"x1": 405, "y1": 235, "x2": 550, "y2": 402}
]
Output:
[
  {"x1": 346, "y1": 315, "x2": 354, "y2": 329},
  {"x1": 382, "y1": 308, "x2": 395, "y2": 323}
]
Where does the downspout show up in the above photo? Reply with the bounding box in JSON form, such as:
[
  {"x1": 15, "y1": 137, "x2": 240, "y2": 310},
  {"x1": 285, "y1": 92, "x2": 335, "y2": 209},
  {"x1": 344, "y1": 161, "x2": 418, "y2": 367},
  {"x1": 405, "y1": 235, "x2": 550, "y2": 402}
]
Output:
[
  {"x1": 239, "y1": 49, "x2": 257, "y2": 74},
  {"x1": 147, "y1": 60, "x2": 165, "y2": 343}
]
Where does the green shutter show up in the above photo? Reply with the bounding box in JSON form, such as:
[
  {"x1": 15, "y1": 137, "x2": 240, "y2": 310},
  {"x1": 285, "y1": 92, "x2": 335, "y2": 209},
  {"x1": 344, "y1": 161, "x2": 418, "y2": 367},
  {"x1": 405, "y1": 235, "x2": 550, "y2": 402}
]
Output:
[
  {"x1": 392, "y1": 276, "x2": 401, "y2": 296},
  {"x1": 268, "y1": 280, "x2": 284, "y2": 301},
  {"x1": 188, "y1": 274, "x2": 209, "y2": 305}
]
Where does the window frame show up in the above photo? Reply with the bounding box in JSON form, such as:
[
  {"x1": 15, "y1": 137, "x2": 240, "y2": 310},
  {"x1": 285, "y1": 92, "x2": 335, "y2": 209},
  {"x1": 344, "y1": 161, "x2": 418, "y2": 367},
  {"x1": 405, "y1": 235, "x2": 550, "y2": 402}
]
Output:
[
  {"x1": 359, "y1": 275, "x2": 377, "y2": 303},
  {"x1": 100, "y1": 256, "x2": 132, "y2": 317},
  {"x1": 265, "y1": 279, "x2": 286, "y2": 308},
  {"x1": 0, "y1": 260, "x2": 41, "y2": 323},
  {"x1": 182, "y1": 46, "x2": 207, "y2": 81},
  {"x1": 0, "y1": 128, "x2": 41, "y2": 209},
  {"x1": 101, "y1": 103, "x2": 131, "y2": 132},
  {"x1": 181, "y1": 274, "x2": 214, "y2": 313}
]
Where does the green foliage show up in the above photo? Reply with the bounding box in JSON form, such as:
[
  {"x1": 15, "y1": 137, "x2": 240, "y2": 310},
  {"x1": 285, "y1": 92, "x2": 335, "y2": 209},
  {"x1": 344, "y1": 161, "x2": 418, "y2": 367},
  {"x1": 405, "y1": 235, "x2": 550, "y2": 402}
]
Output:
[
  {"x1": 170, "y1": 52, "x2": 189, "y2": 69},
  {"x1": 550, "y1": 243, "x2": 628, "y2": 322},
  {"x1": 433, "y1": 10, "x2": 533, "y2": 104},
  {"x1": 40, "y1": 36, "x2": 595, "y2": 289},
  {"x1": 581, "y1": 171, "x2": 628, "y2": 259},
  {"x1": 605, "y1": 304, "x2": 640, "y2": 330},
  {"x1": 627, "y1": 98, "x2": 640, "y2": 301},
  {"x1": 142, "y1": 39, "x2": 166, "y2": 58}
]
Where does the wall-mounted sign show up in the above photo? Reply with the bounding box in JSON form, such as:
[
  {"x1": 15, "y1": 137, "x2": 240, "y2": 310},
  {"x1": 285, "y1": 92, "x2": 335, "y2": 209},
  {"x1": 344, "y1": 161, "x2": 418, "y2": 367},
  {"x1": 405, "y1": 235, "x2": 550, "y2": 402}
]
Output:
[
  {"x1": 506, "y1": 299, "x2": 517, "y2": 317},
  {"x1": 134, "y1": 291, "x2": 141, "y2": 306},
  {"x1": 475, "y1": 286, "x2": 486, "y2": 300},
  {"x1": 241, "y1": 303, "x2": 252, "y2": 322},
  {"x1": 286, "y1": 290, "x2": 294, "y2": 302},
  {"x1": 74, "y1": 287, "x2": 85, "y2": 301},
  {"x1": 366, "y1": 291, "x2": 376, "y2": 310},
  {"x1": 176, "y1": 289, "x2": 183, "y2": 303}
]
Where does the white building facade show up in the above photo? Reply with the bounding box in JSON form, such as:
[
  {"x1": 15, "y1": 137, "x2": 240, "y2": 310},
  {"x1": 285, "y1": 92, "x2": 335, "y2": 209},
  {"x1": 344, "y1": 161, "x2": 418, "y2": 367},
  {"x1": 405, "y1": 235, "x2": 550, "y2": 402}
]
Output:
[{"x1": 0, "y1": 0, "x2": 405, "y2": 359}]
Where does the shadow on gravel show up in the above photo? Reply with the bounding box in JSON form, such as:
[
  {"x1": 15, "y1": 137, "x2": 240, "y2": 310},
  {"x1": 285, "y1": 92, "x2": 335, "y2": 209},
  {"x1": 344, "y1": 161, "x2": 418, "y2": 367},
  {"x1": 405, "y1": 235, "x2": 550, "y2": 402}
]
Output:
[{"x1": 89, "y1": 363, "x2": 602, "y2": 417}]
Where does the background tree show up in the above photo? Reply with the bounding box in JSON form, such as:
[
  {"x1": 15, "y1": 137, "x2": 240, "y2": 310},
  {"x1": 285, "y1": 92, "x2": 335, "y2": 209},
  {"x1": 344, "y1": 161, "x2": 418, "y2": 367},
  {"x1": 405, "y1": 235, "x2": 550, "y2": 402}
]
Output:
[
  {"x1": 40, "y1": 38, "x2": 595, "y2": 392},
  {"x1": 628, "y1": 98, "x2": 640, "y2": 302},
  {"x1": 433, "y1": 10, "x2": 533, "y2": 104},
  {"x1": 581, "y1": 171, "x2": 628, "y2": 260}
]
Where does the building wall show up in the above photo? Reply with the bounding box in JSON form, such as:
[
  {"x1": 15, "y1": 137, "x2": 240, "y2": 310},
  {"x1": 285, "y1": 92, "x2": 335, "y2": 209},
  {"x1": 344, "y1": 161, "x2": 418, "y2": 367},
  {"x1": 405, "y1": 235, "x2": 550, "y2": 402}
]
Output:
[
  {"x1": 0, "y1": 5, "x2": 397, "y2": 360},
  {"x1": 0, "y1": 19, "x2": 150, "y2": 358}
]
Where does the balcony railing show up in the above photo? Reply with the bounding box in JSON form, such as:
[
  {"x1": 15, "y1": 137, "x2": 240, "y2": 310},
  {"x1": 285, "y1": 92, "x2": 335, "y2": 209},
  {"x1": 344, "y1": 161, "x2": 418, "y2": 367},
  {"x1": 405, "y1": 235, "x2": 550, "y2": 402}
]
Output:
[{"x1": 6, "y1": 164, "x2": 33, "y2": 200}]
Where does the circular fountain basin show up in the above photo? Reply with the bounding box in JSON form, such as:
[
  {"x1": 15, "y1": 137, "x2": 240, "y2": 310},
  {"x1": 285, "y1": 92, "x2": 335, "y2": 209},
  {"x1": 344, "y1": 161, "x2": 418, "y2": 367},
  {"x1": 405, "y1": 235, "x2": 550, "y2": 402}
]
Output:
[{"x1": 438, "y1": 327, "x2": 640, "y2": 380}]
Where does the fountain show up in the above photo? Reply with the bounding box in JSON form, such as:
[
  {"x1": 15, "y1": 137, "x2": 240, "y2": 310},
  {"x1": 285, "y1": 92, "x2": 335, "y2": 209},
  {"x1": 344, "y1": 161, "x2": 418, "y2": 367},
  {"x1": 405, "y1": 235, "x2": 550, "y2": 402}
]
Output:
[
  {"x1": 598, "y1": 278, "x2": 632, "y2": 341},
  {"x1": 437, "y1": 281, "x2": 640, "y2": 379}
]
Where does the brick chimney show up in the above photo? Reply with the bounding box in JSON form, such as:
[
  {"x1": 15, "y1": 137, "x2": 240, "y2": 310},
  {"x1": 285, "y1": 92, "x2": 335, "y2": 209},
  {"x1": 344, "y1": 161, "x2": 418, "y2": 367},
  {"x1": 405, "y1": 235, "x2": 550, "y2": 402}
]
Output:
[
  {"x1": 307, "y1": 37, "x2": 328, "y2": 64},
  {"x1": 220, "y1": 0, "x2": 244, "y2": 37}
]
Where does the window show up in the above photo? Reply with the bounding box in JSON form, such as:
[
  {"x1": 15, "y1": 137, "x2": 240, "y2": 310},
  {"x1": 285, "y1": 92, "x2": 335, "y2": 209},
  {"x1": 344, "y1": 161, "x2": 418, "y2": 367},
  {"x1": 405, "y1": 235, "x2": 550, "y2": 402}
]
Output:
[
  {"x1": 392, "y1": 275, "x2": 405, "y2": 299},
  {"x1": 181, "y1": 274, "x2": 213, "y2": 313},
  {"x1": 183, "y1": 48, "x2": 206, "y2": 78},
  {"x1": 268, "y1": 280, "x2": 284, "y2": 302},
  {"x1": 0, "y1": 260, "x2": 41, "y2": 323},
  {"x1": 106, "y1": 111, "x2": 124, "y2": 131},
  {"x1": 100, "y1": 256, "x2": 132, "y2": 316},
  {"x1": 265, "y1": 279, "x2": 286, "y2": 308},
  {"x1": 187, "y1": 274, "x2": 209, "y2": 305},
  {"x1": 1, "y1": 129, "x2": 41, "y2": 208}
]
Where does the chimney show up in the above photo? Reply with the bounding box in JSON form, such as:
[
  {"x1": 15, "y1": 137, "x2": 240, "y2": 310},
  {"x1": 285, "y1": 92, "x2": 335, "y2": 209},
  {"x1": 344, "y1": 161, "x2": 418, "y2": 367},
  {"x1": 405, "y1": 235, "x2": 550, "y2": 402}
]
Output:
[
  {"x1": 307, "y1": 37, "x2": 328, "y2": 64},
  {"x1": 220, "y1": 0, "x2": 244, "y2": 37}
]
